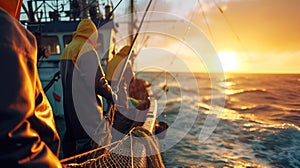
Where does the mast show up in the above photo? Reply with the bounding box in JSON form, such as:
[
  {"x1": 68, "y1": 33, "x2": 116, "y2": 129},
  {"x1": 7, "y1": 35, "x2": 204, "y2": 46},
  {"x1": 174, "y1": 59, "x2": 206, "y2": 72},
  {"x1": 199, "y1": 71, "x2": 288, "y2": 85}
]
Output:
[
  {"x1": 129, "y1": 0, "x2": 136, "y2": 44},
  {"x1": 81, "y1": 0, "x2": 88, "y2": 18},
  {"x1": 27, "y1": 0, "x2": 36, "y2": 22},
  {"x1": 128, "y1": 0, "x2": 137, "y2": 69}
]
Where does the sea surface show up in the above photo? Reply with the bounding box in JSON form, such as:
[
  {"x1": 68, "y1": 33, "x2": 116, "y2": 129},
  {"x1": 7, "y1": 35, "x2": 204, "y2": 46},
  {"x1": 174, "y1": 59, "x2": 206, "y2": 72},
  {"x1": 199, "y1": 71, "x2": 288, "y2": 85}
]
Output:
[{"x1": 138, "y1": 72, "x2": 300, "y2": 168}]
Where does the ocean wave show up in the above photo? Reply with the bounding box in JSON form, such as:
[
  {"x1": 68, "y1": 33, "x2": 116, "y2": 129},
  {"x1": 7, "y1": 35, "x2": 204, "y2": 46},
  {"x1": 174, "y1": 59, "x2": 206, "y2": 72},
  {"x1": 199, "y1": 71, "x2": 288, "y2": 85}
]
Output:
[
  {"x1": 161, "y1": 98, "x2": 181, "y2": 113},
  {"x1": 229, "y1": 88, "x2": 268, "y2": 96},
  {"x1": 226, "y1": 104, "x2": 300, "y2": 129},
  {"x1": 155, "y1": 73, "x2": 300, "y2": 167},
  {"x1": 252, "y1": 127, "x2": 300, "y2": 167},
  {"x1": 227, "y1": 88, "x2": 282, "y2": 106},
  {"x1": 236, "y1": 104, "x2": 283, "y2": 113},
  {"x1": 224, "y1": 76, "x2": 250, "y2": 83},
  {"x1": 286, "y1": 103, "x2": 300, "y2": 107},
  {"x1": 218, "y1": 81, "x2": 236, "y2": 88},
  {"x1": 199, "y1": 86, "x2": 222, "y2": 94},
  {"x1": 289, "y1": 109, "x2": 300, "y2": 113},
  {"x1": 202, "y1": 95, "x2": 230, "y2": 107},
  {"x1": 276, "y1": 115, "x2": 300, "y2": 128}
]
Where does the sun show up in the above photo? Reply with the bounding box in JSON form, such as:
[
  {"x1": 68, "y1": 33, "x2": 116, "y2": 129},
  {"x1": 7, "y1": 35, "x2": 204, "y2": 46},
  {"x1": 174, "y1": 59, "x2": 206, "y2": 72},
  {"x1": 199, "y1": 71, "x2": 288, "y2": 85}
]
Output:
[{"x1": 218, "y1": 51, "x2": 238, "y2": 72}]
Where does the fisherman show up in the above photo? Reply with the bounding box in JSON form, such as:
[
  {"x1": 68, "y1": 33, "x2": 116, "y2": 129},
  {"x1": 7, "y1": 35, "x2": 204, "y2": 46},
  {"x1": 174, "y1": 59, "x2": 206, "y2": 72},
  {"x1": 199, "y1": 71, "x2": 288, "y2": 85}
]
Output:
[
  {"x1": 60, "y1": 18, "x2": 116, "y2": 158},
  {"x1": 106, "y1": 45, "x2": 135, "y2": 111},
  {"x1": 0, "y1": 0, "x2": 62, "y2": 167},
  {"x1": 106, "y1": 46, "x2": 152, "y2": 139},
  {"x1": 106, "y1": 46, "x2": 137, "y2": 138}
]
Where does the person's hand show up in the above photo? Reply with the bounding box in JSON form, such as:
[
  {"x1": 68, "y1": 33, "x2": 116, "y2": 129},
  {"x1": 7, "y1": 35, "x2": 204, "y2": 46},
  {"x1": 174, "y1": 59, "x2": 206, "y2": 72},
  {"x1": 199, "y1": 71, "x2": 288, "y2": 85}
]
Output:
[
  {"x1": 105, "y1": 92, "x2": 118, "y2": 125},
  {"x1": 112, "y1": 92, "x2": 118, "y2": 104}
]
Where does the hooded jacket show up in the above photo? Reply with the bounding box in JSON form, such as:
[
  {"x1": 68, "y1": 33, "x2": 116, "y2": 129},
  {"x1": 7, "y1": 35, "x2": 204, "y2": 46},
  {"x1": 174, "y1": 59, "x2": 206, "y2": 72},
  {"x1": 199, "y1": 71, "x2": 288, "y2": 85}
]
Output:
[
  {"x1": 60, "y1": 19, "x2": 113, "y2": 157},
  {"x1": 0, "y1": 8, "x2": 61, "y2": 167},
  {"x1": 106, "y1": 45, "x2": 134, "y2": 82},
  {"x1": 106, "y1": 46, "x2": 134, "y2": 110}
]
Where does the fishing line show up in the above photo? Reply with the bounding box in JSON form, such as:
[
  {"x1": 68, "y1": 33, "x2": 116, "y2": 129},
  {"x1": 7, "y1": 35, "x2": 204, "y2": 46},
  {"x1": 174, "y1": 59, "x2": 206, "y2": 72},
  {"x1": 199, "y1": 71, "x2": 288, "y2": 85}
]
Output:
[
  {"x1": 212, "y1": 0, "x2": 249, "y2": 55},
  {"x1": 138, "y1": 0, "x2": 158, "y2": 50},
  {"x1": 197, "y1": 0, "x2": 217, "y2": 47},
  {"x1": 148, "y1": 0, "x2": 200, "y2": 84},
  {"x1": 212, "y1": 0, "x2": 241, "y2": 42},
  {"x1": 147, "y1": 1, "x2": 204, "y2": 155}
]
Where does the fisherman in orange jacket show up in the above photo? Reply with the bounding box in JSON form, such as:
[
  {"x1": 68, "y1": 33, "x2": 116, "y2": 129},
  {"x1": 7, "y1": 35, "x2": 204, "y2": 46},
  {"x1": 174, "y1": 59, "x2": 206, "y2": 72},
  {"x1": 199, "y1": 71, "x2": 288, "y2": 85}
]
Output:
[{"x1": 0, "y1": 0, "x2": 62, "y2": 167}]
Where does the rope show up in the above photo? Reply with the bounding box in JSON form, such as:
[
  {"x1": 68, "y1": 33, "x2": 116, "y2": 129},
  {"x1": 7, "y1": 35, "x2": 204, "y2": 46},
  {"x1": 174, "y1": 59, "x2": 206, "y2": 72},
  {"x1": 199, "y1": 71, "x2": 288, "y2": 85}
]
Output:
[
  {"x1": 60, "y1": 140, "x2": 121, "y2": 164},
  {"x1": 138, "y1": 0, "x2": 158, "y2": 51},
  {"x1": 197, "y1": 0, "x2": 217, "y2": 47},
  {"x1": 147, "y1": 0, "x2": 200, "y2": 84},
  {"x1": 212, "y1": 0, "x2": 242, "y2": 43}
]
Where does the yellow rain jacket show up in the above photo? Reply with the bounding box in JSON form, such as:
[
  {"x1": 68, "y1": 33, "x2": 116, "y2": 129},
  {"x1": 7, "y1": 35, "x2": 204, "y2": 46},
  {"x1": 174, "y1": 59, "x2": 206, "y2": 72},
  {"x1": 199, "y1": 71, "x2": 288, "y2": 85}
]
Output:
[
  {"x1": 106, "y1": 45, "x2": 133, "y2": 82},
  {"x1": 60, "y1": 19, "x2": 114, "y2": 158},
  {"x1": 0, "y1": 8, "x2": 61, "y2": 167},
  {"x1": 106, "y1": 46, "x2": 134, "y2": 109}
]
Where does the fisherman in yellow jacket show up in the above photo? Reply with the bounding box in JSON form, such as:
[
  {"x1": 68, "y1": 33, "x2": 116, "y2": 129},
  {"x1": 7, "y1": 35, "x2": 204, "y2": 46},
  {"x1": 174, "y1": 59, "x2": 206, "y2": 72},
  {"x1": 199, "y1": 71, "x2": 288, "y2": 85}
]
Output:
[
  {"x1": 106, "y1": 45, "x2": 135, "y2": 110},
  {"x1": 0, "y1": 0, "x2": 61, "y2": 167},
  {"x1": 60, "y1": 19, "x2": 115, "y2": 158},
  {"x1": 106, "y1": 46, "x2": 141, "y2": 140}
]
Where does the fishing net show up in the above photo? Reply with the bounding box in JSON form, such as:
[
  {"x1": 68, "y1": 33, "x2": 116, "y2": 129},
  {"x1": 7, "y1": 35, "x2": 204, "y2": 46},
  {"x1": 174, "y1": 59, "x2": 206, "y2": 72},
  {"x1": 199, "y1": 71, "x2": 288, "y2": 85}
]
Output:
[{"x1": 61, "y1": 127, "x2": 165, "y2": 168}]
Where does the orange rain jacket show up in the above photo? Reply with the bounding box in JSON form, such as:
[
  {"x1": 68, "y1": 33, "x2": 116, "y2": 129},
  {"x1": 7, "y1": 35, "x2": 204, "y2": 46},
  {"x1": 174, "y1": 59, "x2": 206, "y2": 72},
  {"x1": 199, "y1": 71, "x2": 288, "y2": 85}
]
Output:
[{"x1": 0, "y1": 8, "x2": 61, "y2": 167}]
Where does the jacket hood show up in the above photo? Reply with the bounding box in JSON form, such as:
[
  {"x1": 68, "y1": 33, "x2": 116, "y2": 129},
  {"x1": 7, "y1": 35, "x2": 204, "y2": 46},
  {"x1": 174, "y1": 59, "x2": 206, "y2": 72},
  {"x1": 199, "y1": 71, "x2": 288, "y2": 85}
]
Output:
[
  {"x1": 0, "y1": 0, "x2": 22, "y2": 19},
  {"x1": 73, "y1": 19, "x2": 98, "y2": 45},
  {"x1": 117, "y1": 45, "x2": 131, "y2": 58}
]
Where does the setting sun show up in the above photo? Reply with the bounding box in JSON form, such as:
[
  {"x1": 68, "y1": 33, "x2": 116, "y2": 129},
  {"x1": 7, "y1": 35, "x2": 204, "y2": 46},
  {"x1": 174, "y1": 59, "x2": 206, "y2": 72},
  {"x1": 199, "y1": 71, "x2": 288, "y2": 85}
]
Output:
[{"x1": 218, "y1": 51, "x2": 238, "y2": 72}]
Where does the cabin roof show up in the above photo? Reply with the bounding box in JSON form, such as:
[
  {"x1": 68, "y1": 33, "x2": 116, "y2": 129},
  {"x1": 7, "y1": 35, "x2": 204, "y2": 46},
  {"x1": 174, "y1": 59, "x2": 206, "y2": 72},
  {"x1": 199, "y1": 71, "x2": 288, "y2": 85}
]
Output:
[{"x1": 25, "y1": 19, "x2": 115, "y2": 34}]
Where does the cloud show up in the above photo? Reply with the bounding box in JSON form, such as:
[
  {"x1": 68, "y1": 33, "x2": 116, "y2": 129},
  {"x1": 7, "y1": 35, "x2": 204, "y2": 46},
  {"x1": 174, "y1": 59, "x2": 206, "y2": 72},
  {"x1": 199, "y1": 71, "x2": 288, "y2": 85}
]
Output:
[{"x1": 238, "y1": 51, "x2": 300, "y2": 73}]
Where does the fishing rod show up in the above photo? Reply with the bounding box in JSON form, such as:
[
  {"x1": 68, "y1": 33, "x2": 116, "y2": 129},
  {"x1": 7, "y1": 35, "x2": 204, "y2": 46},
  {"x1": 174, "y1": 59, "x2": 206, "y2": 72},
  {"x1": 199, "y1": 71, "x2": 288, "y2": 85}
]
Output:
[
  {"x1": 104, "y1": 0, "x2": 153, "y2": 120},
  {"x1": 114, "y1": 0, "x2": 153, "y2": 92}
]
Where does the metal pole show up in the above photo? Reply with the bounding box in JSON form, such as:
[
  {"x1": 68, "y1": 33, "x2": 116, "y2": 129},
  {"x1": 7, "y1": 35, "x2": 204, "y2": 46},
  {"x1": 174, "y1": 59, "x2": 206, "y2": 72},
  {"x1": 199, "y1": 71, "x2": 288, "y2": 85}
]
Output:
[
  {"x1": 43, "y1": 0, "x2": 47, "y2": 21},
  {"x1": 115, "y1": 0, "x2": 153, "y2": 92},
  {"x1": 129, "y1": 0, "x2": 134, "y2": 44},
  {"x1": 82, "y1": 0, "x2": 89, "y2": 18}
]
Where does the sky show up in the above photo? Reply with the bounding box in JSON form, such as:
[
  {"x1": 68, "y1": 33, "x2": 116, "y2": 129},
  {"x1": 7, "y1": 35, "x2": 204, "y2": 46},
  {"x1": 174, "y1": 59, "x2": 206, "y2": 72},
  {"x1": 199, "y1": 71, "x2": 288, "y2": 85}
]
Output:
[
  {"x1": 21, "y1": 0, "x2": 300, "y2": 73},
  {"x1": 111, "y1": 0, "x2": 300, "y2": 74}
]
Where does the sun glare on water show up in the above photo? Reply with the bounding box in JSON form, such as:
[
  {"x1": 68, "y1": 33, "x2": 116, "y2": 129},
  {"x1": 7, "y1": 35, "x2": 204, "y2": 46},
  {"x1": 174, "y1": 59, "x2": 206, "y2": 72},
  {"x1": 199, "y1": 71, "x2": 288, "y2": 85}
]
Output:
[{"x1": 218, "y1": 51, "x2": 238, "y2": 72}]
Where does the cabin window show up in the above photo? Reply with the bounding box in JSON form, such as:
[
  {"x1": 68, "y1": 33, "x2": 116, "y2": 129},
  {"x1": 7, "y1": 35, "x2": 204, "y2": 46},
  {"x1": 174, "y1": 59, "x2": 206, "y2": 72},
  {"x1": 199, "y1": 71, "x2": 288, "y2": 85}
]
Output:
[
  {"x1": 41, "y1": 36, "x2": 60, "y2": 54},
  {"x1": 63, "y1": 35, "x2": 73, "y2": 48}
]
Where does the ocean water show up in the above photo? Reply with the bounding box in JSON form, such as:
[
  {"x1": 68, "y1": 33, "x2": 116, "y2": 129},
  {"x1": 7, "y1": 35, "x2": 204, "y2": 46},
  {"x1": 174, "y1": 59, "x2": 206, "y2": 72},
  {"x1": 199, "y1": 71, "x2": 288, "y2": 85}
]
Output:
[{"x1": 138, "y1": 72, "x2": 300, "y2": 168}]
